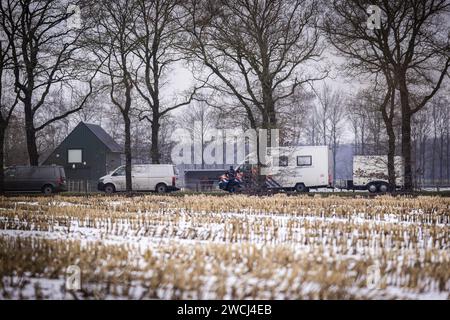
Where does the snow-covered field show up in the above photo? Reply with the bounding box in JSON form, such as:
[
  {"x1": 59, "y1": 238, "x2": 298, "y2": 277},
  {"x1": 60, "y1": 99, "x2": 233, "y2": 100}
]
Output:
[{"x1": 0, "y1": 194, "x2": 449, "y2": 300}]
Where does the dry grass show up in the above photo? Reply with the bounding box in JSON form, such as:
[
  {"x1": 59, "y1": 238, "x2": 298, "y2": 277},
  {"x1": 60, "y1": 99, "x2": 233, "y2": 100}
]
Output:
[{"x1": 0, "y1": 194, "x2": 449, "y2": 299}]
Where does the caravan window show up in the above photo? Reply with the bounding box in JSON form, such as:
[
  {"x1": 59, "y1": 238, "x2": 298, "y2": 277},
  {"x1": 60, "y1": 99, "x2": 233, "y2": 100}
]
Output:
[
  {"x1": 279, "y1": 156, "x2": 289, "y2": 167},
  {"x1": 297, "y1": 156, "x2": 312, "y2": 167}
]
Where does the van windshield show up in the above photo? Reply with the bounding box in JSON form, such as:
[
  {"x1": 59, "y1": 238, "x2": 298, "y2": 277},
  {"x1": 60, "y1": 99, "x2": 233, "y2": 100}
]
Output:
[{"x1": 112, "y1": 166, "x2": 126, "y2": 176}]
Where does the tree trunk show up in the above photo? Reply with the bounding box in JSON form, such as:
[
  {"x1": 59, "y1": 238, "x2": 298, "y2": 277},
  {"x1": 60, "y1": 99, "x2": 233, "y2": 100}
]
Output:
[
  {"x1": 201, "y1": 114, "x2": 205, "y2": 169},
  {"x1": 250, "y1": 117, "x2": 269, "y2": 193},
  {"x1": 421, "y1": 135, "x2": 426, "y2": 187},
  {"x1": 401, "y1": 113, "x2": 413, "y2": 190},
  {"x1": 24, "y1": 101, "x2": 39, "y2": 166},
  {"x1": 398, "y1": 78, "x2": 413, "y2": 191},
  {"x1": 256, "y1": 126, "x2": 267, "y2": 192},
  {"x1": 333, "y1": 144, "x2": 337, "y2": 182},
  {"x1": 379, "y1": 87, "x2": 396, "y2": 191},
  {"x1": 0, "y1": 126, "x2": 5, "y2": 195},
  {"x1": 414, "y1": 133, "x2": 420, "y2": 188},
  {"x1": 446, "y1": 127, "x2": 450, "y2": 184},
  {"x1": 361, "y1": 119, "x2": 365, "y2": 155},
  {"x1": 150, "y1": 116, "x2": 160, "y2": 164},
  {"x1": 440, "y1": 133, "x2": 444, "y2": 187},
  {"x1": 432, "y1": 113, "x2": 437, "y2": 185},
  {"x1": 124, "y1": 115, "x2": 132, "y2": 193},
  {"x1": 386, "y1": 123, "x2": 396, "y2": 190}
]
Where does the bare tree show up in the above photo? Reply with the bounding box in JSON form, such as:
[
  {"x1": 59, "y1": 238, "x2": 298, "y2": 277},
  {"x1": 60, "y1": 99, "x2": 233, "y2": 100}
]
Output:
[
  {"x1": 181, "y1": 0, "x2": 326, "y2": 169},
  {"x1": 304, "y1": 109, "x2": 320, "y2": 146},
  {"x1": 277, "y1": 87, "x2": 314, "y2": 146},
  {"x1": 132, "y1": 0, "x2": 203, "y2": 164},
  {"x1": 323, "y1": 0, "x2": 450, "y2": 190},
  {"x1": 87, "y1": 0, "x2": 138, "y2": 192},
  {"x1": 435, "y1": 96, "x2": 449, "y2": 188},
  {"x1": 428, "y1": 95, "x2": 449, "y2": 187},
  {"x1": 412, "y1": 107, "x2": 431, "y2": 186},
  {"x1": 179, "y1": 101, "x2": 219, "y2": 168},
  {"x1": 312, "y1": 83, "x2": 346, "y2": 181},
  {"x1": 411, "y1": 93, "x2": 450, "y2": 189},
  {"x1": 4, "y1": 114, "x2": 28, "y2": 166},
  {"x1": 370, "y1": 81, "x2": 397, "y2": 189},
  {"x1": 347, "y1": 92, "x2": 368, "y2": 155},
  {"x1": 312, "y1": 84, "x2": 332, "y2": 146},
  {"x1": 0, "y1": 17, "x2": 19, "y2": 193},
  {"x1": 346, "y1": 83, "x2": 400, "y2": 188},
  {"x1": 0, "y1": 0, "x2": 100, "y2": 165}
]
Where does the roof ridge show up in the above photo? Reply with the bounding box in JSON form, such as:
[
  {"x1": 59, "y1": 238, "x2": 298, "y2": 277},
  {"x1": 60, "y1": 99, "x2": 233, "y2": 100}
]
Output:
[{"x1": 83, "y1": 122, "x2": 123, "y2": 153}]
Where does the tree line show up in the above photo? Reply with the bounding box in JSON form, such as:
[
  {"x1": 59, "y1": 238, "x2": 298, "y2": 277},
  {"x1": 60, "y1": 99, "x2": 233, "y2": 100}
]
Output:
[{"x1": 0, "y1": 0, "x2": 449, "y2": 193}]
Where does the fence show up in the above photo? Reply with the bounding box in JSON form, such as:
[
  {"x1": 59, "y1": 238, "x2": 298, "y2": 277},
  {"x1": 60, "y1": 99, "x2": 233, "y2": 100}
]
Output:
[
  {"x1": 334, "y1": 178, "x2": 450, "y2": 191},
  {"x1": 414, "y1": 179, "x2": 450, "y2": 191},
  {"x1": 66, "y1": 180, "x2": 99, "y2": 193},
  {"x1": 183, "y1": 180, "x2": 220, "y2": 192}
]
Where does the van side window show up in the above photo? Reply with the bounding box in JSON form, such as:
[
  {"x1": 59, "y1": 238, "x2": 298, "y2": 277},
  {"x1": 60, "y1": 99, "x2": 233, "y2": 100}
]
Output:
[
  {"x1": 279, "y1": 156, "x2": 289, "y2": 167},
  {"x1": 297, "y1": 156, "x2": 312, "y2": 167}
]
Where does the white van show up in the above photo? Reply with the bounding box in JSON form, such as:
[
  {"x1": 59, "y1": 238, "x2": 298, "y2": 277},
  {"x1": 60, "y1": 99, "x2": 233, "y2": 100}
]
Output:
[
  {"x1": 98, "y1": 164, "x2": 179, "y2": 194},
  {"x1": 238, "y1": 146, "x2": 333, "y2": 192}
]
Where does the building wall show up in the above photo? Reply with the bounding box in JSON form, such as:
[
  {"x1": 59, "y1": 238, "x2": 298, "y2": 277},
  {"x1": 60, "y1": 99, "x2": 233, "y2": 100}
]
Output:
[
  {"x1": 43, "y1": 123, "x2": 121, "y2": 181},
  {"x1": 106, "y1": 152, "x2": 122, "y2": 174}
]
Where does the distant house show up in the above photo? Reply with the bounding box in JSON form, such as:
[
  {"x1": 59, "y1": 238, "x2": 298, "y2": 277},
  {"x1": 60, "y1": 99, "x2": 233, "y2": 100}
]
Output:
[{"x1": 42, "y1": 122, "x2": 123, "y2": 181}]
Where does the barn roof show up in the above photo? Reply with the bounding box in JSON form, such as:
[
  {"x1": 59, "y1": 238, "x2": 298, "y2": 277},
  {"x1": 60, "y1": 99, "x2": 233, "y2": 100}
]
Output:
[{"x1": 83, "y1": 123, "x2": 123, "y2": 153}]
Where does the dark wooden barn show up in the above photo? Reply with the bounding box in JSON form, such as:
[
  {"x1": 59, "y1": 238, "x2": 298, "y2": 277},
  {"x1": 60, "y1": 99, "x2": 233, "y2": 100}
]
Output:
[{"x1": 42, "y1": 122, "x2": 123, "y2": 181}]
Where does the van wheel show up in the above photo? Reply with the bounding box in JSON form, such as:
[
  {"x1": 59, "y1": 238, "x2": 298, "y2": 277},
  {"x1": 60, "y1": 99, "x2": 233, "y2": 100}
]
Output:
[
  {"x1": 378, "y1": 183, "x2": 389, "y2": 193},
  {"x1": 367, "y1": 183, "x2": 378, "y2": 193},
  {"x1": 42, "y1": 185, "x2": 54, "y2": 195},
  {"x1": 104, "y1": 184, "x2": 116, "y2": 194},
  {"x1": 156, "y1": 183, "x2": 167, "y2": 194},
  {"x1": 295, "y1": 183, "x2": 309, "y2": 193}
]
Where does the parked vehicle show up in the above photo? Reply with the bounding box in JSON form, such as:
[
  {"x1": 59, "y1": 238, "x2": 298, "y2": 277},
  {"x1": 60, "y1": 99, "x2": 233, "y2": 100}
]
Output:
[
  {"x1": 338, "y1": 156, "x2": 405, "y2": 193},
  {"x1": 3, "y1": 166, "x2": 67, "y2": 194},
  {"x1": 236, "y1": 146, "x2": 333, "y2": 192},
  {"x1": 183, "y1": 169, "x2": 226, "y2": 191},
  {"x1": 98, "y1": 164, "x2": 179, "y2": 194}
]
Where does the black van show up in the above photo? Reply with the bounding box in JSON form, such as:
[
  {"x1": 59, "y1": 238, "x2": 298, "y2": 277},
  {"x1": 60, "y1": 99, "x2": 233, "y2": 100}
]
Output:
[{"x1": 4, "y1": 166, "x2": 67, "y2": 194}]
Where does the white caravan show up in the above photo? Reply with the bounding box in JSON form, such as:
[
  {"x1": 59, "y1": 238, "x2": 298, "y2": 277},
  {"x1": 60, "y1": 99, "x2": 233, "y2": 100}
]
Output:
[
  {"x1": 349, "y1": 156, "x2": 405, "y2": 193},
  {"x1": 98, "y1": 164, "x2": 179, "y2": 194},
  {"x1": 238, "y1": 146, "x2": 333, "y2": 192}
]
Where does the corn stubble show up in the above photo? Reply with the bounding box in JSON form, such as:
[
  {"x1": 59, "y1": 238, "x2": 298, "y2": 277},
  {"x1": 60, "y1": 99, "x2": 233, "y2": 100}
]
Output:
[{"x1": 0, "y1": 195, "x2": 449, "y2": 299}]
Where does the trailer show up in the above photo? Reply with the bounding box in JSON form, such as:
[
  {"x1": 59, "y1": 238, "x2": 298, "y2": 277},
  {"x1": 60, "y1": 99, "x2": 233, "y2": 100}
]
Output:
[
  {"x1": 337, "y1": 156, "x2": 405, "y2": 193},
  {"x1": 183, "y1": 169, "x2": 225, "y2": 191},
  {"x1": 237, "y1": 146, "x2": 333, "y2": 192}
]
